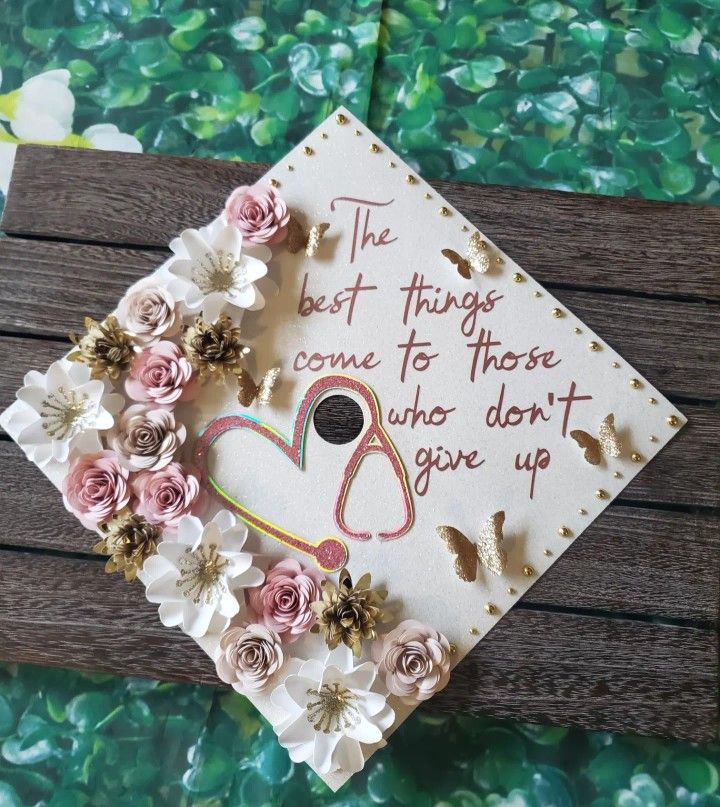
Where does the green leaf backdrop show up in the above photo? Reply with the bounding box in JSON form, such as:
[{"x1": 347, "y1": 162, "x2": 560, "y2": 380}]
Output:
[{"x1": 0, "y1": 0, "x2": 719, "y2": 804}]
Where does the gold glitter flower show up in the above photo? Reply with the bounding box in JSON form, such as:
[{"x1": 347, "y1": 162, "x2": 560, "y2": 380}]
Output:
[
  {"x1": 181, "y1": 315, "x2": 250, "y2": 384},
  {"x1": 94, "y1": 511, "x2": 160, "y2": 582},
  {"x1": 310, "y1": 568, "x2": 387, "y2": 657},
  {"x1": 68, "y1": 315, "x2": 135, "y2": 380}
]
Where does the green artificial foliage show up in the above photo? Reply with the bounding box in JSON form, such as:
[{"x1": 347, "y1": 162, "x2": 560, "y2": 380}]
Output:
[{"x1": 0, "y1": 663, "x2": 719, "y2": 805}]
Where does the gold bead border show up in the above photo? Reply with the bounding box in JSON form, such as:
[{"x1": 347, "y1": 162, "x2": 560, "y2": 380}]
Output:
[{"x1": 286, "y1": 111, "x2": 684, "y2": 633}]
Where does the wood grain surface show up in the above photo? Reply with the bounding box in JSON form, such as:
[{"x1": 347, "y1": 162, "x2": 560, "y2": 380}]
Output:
[
  {"x1": 0, "y1": 551, "x2": 715, "y2": 741},
  {"x1": 0, "y1": 144, "x2": 717, "y2": 742},
  {"x1": 4, "y1": 146, "x2": 720, "y2": 300}
]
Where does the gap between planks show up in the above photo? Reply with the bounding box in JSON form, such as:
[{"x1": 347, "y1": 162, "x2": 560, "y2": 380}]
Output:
[
  {"x1": 3, "y1": 145, "x2": 719, "y2": 301},
  {"x1": 0, "y1": 439, "x2": 717, "y2": 623},
  {"x1": 0, "y1": 239, "x2": 717, "y2": 401},
  {"x1": 0, "y1": 550, "x2": 715, "y2": 743}
]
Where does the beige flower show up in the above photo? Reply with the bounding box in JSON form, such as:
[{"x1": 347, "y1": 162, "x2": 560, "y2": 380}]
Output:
[
  {"x1": 310, "y1": 568, "x2": 387, "y2": 657},
  {"x1": 112, "y1": 404, "x2": 186, "y2": 471},
  {"x1": 94, "y1": 511, "x2": 160, "y2": 582},
  {"x1": 216, "y1": 623, "x2": 284, "y2": 692},
  {"x1": 117, "y1": 281, "x2": 180, "y2": 344},
  {"x1": 373, "y1": 619, "x2": 452, "y2": 704}
]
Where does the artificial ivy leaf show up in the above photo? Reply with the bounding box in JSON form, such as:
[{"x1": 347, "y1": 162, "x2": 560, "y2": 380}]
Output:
[
  {"x1": 445, "y1": 57, "x2": 505, "y2": 92},
  {"x1": 533, "y1": 90, "x2": 579, "y2": 124},
  {"x1": 64, "y1": 21, "x2": 120, "y2": 49},
  {"x1": 528, "y1": 1, "x2": 563, "y2": 24}
]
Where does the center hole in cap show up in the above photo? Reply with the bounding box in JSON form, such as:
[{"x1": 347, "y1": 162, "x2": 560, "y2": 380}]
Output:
[{"x1": 313, "y1": 395, "x2": 364, "y2": 445}]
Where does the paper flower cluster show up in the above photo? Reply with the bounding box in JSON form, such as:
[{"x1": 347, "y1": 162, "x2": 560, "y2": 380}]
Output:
[{"x1": 7, "y1": 182, "x2": 454, "y2": 778}]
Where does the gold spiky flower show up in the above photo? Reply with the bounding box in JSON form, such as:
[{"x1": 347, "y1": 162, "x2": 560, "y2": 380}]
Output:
[
  {"x1": 310, "y1": 568, "x2": 387, "y2": 657},
  {"x1": 69, "y1": 315, "x2": 135, "y2": 380},
  {"x1": 180, "y1": 314, "x2": 250, "y2": 383},
  {"x1": 94, "y1": 511, "x2": 160, "y2": 582}
]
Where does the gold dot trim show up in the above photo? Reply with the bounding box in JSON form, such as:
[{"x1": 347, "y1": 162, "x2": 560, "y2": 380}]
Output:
[
  {"x1": 439, "y1": 206, "x2": 449, "y2": 216},
  {"x1": 588, "y1": 341, "x2": 600, "y2": 352},
  {"x1": 469, "y1": 626, "x2": 479, "y2": 636},
  {"x1": 551, "y1": 308, "x2": 563, "y2": 318},
  {"x1": 507, "y1": 587, "x2": 516, "y2": 595},
  {"x1": 484, "y1": 603, "x2": 498, "y2": 615},
  {"x1": 544, "y1": 548, "x2": 553, "y2": 556},
  {"x1": 666, "y1": 415, "x2": 679, "y2": 427},
  {"x1": 512, "y1": 272, "x2": 524, "y2": 283},
  {"x1": 335, "y1": 113, "x2": 348, "y2": 124},
  {"x1": 595, "y1": 489, "x2": 609, "y2": 500},
  {"x1": 558, "y1": 526, "x2": 571, "y2": 537},
  {"x1": 648, "y1": 397, "x2": 657, "y2": 405},
  {"x1": 405, "y1": 175, "x2": 416, "y2": 184},
  {"x1": 612, "y1": 361, "x2": 620, "y2": 368},
  {"x1": 631, "y1": 452, "x2": 643, "y2": 462},
  {"x1": 630, "y1": 378, "x2": 641, "y2": 389},
  {"x1": 369, "y1": 143, "x2": 380, "y2": 153},
  {"x1": 269, "y1": 178, "x2": 279, "y2": 187},
  {"x1": 303, "y1": 146, "x2": 313, "y2": 156},
  {"x1": 522, "y1": 565, "x2": 535, "y2": 577}
]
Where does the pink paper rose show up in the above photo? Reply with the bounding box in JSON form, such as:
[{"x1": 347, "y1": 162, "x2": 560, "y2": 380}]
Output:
[
  {"x1": 125, "y1": 340, "x2": 195, "y2": 408},
  {"x1": 132, "y1": 462, "x2": 205, "y2": 530},
  {"x1": 63, "y1": 450, "x2": 131, "y2": 530},
  {"x1": 373, "y1": 619, "x2": 452, "y2": 704},
  {"x1": 224, "y1": 184, "x2": 289, "y2": 245},
  {"x1": 247, "y1": 558, "x2": 323, "y2": 643}
]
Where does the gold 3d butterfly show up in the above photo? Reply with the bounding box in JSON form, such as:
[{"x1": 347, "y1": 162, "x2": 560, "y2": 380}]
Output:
[
  {"x1": 441, "y1": 232, "x2": 490, "y2": 279},
  {"x1": 436, "y1": 511, "x2": 507, "y2": 583},
  {"x1": 237, "y1": 367, "x2": 280, "y2": 407},
  {"x1": 570, "y1": 413, "x2": 622, "y2": 465},
  {"x1": 287, "y1": 216, "x2": 330, "y2": 257}
]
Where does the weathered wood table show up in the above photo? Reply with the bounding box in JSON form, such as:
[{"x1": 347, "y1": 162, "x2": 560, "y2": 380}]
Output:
[{"x1": 0, "y1": 144, "x2": 718, "y2": 742}]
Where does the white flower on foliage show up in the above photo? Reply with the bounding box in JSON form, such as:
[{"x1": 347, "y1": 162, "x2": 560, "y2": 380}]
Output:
[
  {"x1": 82, "y1": 123, "x2": 142, "y2": 153},
  {"x1": 1, "y1": 69, "x2": 74, "y2": 142}
]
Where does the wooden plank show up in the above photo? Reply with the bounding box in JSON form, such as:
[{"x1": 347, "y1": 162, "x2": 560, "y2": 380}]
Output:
[
  {"x1": 0, "y1": 550, "x2": 715, "y2": 741},
  {"x1": 2, "y1": 335, "x2": 717, "y2": 509},
  {"x1": 0, "y1": 439, "x2": 716, "y2": 621},
  {"x1": 4, "y1": 145, "x2": 720, "y2": 301},
  {"x1": 0, "y1": 238, "x2": 717, "y2": 399},
  {"x1": 0, "y1": 238, "x2": 161, "y2": 337}
]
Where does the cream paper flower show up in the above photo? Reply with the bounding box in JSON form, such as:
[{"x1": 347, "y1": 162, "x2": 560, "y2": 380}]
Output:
[
  {"x1": 270, "y1": 644, "x2": 395, "y2": 776},
  {"x1": 167, "y1": 218, "x2": 272, "y2": 321},
  {"x1": 9, "y1": 359, "x2": 123, "y2": 467},
  {"x1": 138, "y1": 510, "x2": 264, "y2": 638}
]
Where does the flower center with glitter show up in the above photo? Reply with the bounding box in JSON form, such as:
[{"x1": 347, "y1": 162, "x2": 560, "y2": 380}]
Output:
[
  {"x1": 305, "y1": 682, "x2": 360, "y2": 733},
  {"x1": 176, "y1": 542, "x2": 229, "y2": 605},
  {"x1": 40, "y1": 386, "x2": 90, "y2": 440},
  {"x1": 192, "y1": 250, "x2": 247, "y2": 294}
]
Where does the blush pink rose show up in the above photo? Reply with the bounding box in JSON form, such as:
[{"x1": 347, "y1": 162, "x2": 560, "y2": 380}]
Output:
[
  {"x1": 246, "y1": 558, "x2": 324, "y2": 643},
  {"x1": 63, "y1": 450, "x2": 131, "y2": 529},
  {"x1": 132, "y1": 462, "x2": 205, "y2": 530},
  {"x1": 224, "y1": 184, "x2": 289, "y2": 245},
  {"x1": 373, "y1": 619, "x2": 452, "y2": 705},
  {"x1": 125, "y1": 340, "x2": 195, "y2": 408}
]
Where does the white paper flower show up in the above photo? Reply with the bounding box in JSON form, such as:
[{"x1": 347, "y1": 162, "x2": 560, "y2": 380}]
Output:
[
  {"x1": 271, "y1": 645, "x2": 395, "y2": 775},
  {"x1": 167, "y1": 219, "x2": 271, "y2": 321},
  {"x1": 9, "y1": 359, "x2": 123, "y2": 467},
  {"x1": 139, "y1": 510, "x2": 264, "y2": 638},
  {"x1": 1, "y1": 69, "x2": 74, "y2": 142},
  {"x1": 81, "y1": 123, "x2": 142, "y2": 153}
]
